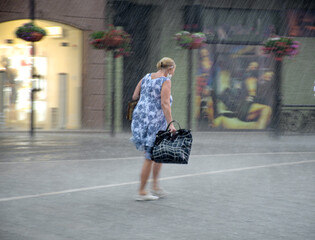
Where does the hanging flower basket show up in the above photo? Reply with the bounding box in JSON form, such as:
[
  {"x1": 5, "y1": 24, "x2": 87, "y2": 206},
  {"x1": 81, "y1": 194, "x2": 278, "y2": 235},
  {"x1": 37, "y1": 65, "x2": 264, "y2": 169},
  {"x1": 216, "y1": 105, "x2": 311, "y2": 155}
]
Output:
[
  {"x1": 90, "y1": 31, "x2": 106, "y2": 49},
  {"x1": 103, "y1": 35, "x2": 123, "y2": 48},
  {"x1": 15, "y1": 22, "x2": 46, "y2": 42},
  {"x1": 262, "y1": 36, "x2": 300, "y2": 61},
  {"x1": 89, "y1": 25, "x2": 132, "y2": 58},
  {"x1": 190, "y1": 41, "x2": 203, "y2": 49},
  {"x1": 174, "y1": 31, "x2": 206, "y2": 49}
]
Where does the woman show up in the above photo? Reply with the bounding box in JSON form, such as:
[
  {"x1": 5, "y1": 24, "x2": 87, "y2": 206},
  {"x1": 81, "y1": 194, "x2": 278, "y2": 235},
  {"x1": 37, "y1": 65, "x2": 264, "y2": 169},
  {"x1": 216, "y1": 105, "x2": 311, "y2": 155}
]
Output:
[{"x1": 131, "y1": 57, "x2": 176, "y2": 201}]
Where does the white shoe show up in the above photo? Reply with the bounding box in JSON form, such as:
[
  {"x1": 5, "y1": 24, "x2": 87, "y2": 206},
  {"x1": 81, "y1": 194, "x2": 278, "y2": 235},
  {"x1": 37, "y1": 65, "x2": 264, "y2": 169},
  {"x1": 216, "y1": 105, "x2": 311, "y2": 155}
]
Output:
[
  {"x1": 151, "y1": 189, "x2": 169, "y2": 198},
  {"x1": 135, "y1": 194, "x2": 159, "y2": 201}
]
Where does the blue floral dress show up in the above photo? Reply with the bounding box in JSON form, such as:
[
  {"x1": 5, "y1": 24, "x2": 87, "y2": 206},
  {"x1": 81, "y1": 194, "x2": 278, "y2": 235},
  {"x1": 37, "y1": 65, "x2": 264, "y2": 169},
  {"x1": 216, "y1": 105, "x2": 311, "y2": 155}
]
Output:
[{"x1": 131, "y1": 73, "x2": 172, "y2": 153}]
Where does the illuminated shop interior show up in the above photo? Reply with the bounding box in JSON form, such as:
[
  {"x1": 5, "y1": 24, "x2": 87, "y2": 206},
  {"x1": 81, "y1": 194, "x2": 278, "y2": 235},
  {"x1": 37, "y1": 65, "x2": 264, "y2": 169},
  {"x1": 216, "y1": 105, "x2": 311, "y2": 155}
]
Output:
[{"x1": 0, "y1": 20, "x2": 82, "y2": 130}]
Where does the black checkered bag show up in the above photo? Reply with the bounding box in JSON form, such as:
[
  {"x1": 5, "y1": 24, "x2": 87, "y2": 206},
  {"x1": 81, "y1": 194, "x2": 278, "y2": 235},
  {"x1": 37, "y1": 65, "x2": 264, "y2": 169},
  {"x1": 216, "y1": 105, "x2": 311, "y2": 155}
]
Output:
[{"x1": 152, "y1": 120, "x2": 193, "y2": 164}]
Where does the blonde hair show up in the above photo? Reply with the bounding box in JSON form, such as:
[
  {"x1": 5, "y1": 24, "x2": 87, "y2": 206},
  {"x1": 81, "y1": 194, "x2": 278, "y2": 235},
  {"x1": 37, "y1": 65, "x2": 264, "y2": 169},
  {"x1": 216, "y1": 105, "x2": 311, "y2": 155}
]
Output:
[{"x1": 156, "y1": 57, "x2": 176, "y2": 70}]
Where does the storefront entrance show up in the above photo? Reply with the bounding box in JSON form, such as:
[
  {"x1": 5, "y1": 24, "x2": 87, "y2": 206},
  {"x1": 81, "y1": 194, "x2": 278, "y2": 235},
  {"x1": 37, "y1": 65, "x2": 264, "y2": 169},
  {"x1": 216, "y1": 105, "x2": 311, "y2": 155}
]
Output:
[{"x1": 0, "y1": 19, "x2": 82, "y2": 130}]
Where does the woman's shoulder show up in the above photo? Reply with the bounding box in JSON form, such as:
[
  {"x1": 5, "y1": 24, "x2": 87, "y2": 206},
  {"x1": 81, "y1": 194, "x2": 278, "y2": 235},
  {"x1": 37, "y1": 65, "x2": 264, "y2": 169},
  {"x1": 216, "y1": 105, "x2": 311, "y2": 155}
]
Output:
[
  {"x1": 143, "y1": 73, "x2": 151, "y2": 79},
  {"x1": 140, "y1": 73, "x2": 151, "y2": 84}
]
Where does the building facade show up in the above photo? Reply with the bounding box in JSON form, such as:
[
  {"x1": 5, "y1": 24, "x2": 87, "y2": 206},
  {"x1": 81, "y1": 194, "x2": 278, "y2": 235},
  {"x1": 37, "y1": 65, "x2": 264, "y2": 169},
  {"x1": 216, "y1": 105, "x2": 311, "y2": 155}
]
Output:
[{"x1": 1, "y1": 0, "x2": 314, "y2": 132}]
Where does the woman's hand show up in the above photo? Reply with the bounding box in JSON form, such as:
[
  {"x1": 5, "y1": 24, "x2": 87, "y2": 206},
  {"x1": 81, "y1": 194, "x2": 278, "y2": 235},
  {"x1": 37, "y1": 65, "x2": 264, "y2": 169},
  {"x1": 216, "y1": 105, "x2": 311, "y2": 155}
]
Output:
[{"x1": 168, "y1": 123, "x2": 176, "y2": 134}]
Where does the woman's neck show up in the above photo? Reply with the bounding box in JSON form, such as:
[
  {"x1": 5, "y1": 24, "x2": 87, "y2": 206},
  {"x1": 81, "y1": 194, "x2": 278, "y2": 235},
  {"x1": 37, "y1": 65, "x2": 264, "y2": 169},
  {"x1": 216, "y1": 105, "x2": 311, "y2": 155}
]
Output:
[{"x1": 153, "y1": 70, "x2": 167, "y2": 77}]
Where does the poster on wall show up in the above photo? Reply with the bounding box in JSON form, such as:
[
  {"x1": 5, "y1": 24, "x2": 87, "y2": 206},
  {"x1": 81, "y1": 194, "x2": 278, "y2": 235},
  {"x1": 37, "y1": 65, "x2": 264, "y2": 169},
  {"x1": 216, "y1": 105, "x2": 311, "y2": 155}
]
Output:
[
  {"x1": 195, "y1": 8, "x2": 280, "y2": 131},
  {"x1": 195, "y1": 45, "x2": 275, "y2": 131}
]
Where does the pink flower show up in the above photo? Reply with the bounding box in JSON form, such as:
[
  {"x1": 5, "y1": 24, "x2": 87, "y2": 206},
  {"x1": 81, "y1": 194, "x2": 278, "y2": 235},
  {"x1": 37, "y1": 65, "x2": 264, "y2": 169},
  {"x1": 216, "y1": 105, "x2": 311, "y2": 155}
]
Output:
[{"x1": 276, "y1": 42, "x2": 286, "y2": 46}]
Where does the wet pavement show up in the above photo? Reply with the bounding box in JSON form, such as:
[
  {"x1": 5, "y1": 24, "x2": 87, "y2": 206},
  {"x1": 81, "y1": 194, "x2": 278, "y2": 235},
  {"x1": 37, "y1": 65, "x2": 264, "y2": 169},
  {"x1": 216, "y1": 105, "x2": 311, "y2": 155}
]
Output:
[{"x1": 0, "y1": 131, "x2": 315, "y2": 240}]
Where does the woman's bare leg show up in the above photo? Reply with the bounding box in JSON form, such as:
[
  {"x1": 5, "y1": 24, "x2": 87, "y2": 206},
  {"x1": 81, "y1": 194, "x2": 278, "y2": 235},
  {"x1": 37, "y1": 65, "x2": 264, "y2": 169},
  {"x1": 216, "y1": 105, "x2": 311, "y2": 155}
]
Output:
[
  {"x1": 152, "y1": 162, "x2": 162, "y2": 191},
  {"x1": 221, "y1": 117, "x2": 257, "y2": 129},
  {"x1": 256, "y1": 106, "x2": 272, "y2": 129},
  {"x1": 212, "y1": 116, "x2": 224, "y2": 128},
  {"x1": 139, "y1": 159, "x2": 153, "y2": 195},
  {"x1": 247, "y1": 104, "x2": 272, "y2": 129},
  {"x1": 212, "y1": 115, "x2": 256, "y2": 129}
]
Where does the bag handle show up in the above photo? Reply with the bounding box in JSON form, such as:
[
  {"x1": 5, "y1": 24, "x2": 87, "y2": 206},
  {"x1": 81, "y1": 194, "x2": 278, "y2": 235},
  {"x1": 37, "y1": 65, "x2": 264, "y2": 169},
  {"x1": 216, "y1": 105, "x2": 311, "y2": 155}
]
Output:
[{"x1": 166, "y1": 120, "x2": 181, "y2": 131}]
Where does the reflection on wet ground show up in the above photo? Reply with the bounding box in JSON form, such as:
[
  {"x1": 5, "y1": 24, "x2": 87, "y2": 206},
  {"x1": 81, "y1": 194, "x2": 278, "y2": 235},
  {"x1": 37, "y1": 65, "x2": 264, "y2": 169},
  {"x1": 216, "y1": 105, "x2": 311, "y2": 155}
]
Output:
[{"x1": 1, "y1": 131, "x2": 315, "y2": 163}]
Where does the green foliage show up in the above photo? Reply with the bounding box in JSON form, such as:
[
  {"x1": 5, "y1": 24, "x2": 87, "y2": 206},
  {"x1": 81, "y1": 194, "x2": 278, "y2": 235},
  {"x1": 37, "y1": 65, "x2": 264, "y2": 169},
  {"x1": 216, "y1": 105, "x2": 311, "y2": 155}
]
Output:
[
  {"x1": 15, "y1": 22, "x2": 46, "y2": 37},
  {"x1": 89, "y1": 31, "x2": 105, "y2": 39}
]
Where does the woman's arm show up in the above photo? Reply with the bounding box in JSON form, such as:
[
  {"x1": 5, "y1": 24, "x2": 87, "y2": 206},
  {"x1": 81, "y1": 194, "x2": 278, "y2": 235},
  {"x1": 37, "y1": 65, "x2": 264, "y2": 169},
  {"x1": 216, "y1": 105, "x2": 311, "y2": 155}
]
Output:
[
  {"x1": 161, "y1": 80, "x2": 176, "y2": 132},
  {"x1": 132, "y1": 80, "x2": 142, "y2": 100}
]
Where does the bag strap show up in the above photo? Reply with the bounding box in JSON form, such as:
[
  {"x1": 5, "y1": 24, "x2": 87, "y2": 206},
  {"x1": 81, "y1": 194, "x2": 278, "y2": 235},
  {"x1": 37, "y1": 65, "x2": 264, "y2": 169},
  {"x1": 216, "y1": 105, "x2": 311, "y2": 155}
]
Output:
[{"x1": 166, "y1": 120, "x2": 181, "y2": 131}]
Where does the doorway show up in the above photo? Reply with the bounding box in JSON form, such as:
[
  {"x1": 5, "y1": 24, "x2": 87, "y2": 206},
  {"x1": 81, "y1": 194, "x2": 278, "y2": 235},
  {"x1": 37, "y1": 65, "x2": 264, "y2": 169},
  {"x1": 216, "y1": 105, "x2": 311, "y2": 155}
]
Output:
[{"x1": 0, "y1": 20, "x2": 83, "y2": 130}]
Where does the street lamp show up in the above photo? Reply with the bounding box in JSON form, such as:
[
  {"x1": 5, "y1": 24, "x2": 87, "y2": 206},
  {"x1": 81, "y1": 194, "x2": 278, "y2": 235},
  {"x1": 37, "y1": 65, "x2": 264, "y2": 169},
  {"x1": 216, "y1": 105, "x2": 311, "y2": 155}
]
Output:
[
  {"x1": 29, "y1": 0, "x2": 39, "y2": 136},
  {"x1": 30, "y1": 72, "x2": 41, "y2": 136}
]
